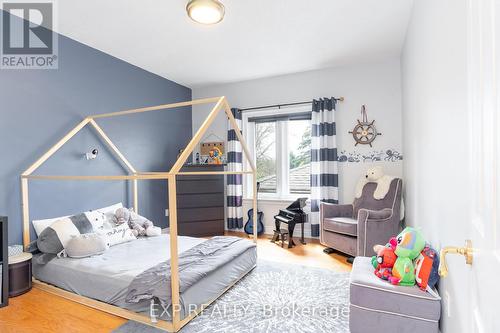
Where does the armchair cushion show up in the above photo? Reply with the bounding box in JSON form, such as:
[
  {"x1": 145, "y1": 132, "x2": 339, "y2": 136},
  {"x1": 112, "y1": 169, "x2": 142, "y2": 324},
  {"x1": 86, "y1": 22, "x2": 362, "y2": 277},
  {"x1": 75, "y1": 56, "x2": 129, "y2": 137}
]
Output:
[{"x1": 323, "y1": 217, "x2": 357, "y2": 236}]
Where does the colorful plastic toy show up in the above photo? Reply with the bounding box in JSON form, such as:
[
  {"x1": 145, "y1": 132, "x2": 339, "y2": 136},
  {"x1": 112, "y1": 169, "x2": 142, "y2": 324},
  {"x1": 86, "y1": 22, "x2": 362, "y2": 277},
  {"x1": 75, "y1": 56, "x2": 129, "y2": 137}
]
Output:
[{"x1": 209, "y1": 146, "x2": 223, "y2": 164}]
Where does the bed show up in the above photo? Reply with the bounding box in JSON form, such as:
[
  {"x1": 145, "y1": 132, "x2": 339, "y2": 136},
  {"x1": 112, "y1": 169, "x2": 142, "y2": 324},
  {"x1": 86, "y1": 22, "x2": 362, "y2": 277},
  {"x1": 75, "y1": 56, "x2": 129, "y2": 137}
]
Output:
[
  {"x1": 21, "y1": 96, "x2": 258, "y2": 332},
  {"x1": 32, "y1": 234, "x2": 257, "y2": 320}
]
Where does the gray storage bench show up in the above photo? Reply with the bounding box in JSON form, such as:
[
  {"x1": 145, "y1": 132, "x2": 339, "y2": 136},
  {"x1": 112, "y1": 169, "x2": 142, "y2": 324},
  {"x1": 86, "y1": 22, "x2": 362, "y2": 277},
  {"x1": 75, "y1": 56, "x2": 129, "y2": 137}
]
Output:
[{"x1": 350, "y1": 257, "x2": 441, "y2": 333}]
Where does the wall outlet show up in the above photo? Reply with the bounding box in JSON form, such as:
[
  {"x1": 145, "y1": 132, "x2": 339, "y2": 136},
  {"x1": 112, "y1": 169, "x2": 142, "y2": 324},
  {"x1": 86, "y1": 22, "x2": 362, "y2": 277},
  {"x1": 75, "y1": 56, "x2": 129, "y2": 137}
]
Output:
[
  {"x1": 165, "y1": 209, "x2": 169, "y2": 217},
  {"x1": 444, "y1": 290, "x2": 451, "y2": 317}
]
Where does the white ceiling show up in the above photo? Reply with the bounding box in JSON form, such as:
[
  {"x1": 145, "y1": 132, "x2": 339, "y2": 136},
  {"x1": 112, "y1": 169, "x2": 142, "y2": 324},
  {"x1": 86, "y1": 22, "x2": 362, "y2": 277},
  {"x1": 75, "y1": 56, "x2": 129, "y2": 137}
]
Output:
[{"x1": 55, "y1": 0, "x2": 413, "y2": 88}]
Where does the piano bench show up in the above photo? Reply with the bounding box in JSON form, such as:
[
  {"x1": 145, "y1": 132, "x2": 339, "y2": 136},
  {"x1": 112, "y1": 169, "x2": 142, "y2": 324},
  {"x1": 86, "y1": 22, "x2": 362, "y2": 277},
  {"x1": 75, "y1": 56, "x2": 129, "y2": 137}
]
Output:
[{"x1": 271, "y1": 229, "x2": 289, "y2": 248}]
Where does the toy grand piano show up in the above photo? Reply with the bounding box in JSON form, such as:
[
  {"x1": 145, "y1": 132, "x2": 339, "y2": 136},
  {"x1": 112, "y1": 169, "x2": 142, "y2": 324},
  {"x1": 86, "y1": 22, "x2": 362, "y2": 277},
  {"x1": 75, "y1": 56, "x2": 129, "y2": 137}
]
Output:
[{"x1": 272, "y1": 198, "x2": 308, "y2": 248}]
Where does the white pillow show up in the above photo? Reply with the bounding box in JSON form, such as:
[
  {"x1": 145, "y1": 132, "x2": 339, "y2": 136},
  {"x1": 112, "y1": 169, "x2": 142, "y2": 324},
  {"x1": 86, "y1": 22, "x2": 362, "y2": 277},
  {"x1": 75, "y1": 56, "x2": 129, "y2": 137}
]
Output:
[
  {"x1": 94, "y1": 202, "x2": 124, "y2": 229},
  {"x1": 99, "y1": 224, "x2": 136, "y2": 247},
  {"x1": 32, "y1": 203, "x2": 123, "y2": 236},
  {"x1": 84, "y1": 210, "x2": 108, "y2": 232},
  {"x1": 33, "y1": 215, "x2": 70, "y2": 237}
]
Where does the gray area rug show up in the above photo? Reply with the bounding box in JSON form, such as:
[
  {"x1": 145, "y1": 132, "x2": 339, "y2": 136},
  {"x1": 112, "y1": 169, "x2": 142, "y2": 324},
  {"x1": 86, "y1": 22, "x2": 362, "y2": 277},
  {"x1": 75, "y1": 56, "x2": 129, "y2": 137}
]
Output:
[{"x1": 113, "y1": 260, "x2": 350, "y2": 333}]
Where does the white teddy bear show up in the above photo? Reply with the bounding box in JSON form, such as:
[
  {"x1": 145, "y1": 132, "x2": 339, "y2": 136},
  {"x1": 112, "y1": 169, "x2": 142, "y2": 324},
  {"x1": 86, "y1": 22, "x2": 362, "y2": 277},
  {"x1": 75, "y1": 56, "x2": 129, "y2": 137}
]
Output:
[{"x1": 355, "y1": 166, "x2": 395, "y2": 200}]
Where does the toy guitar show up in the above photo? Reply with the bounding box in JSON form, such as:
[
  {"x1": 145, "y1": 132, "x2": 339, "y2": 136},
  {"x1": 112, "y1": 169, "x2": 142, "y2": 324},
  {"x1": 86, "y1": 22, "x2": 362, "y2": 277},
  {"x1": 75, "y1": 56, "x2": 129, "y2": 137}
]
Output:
[{"x1": 244, "y1": 182, "x2": 264, "y2": 235}]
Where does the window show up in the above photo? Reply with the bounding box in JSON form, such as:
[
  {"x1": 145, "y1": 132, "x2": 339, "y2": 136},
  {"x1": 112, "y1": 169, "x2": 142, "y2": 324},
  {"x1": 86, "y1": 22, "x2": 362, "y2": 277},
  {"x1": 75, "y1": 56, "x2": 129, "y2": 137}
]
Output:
[
  {"x1": 288, "y1": 119, "x2": 311, "y2": 194},
  {"x1": 255, "y1": 121, "x2": 277, "y2": 193},
  {"x1": 243, "y1": 107, "x2": 311, "y2": 199}
]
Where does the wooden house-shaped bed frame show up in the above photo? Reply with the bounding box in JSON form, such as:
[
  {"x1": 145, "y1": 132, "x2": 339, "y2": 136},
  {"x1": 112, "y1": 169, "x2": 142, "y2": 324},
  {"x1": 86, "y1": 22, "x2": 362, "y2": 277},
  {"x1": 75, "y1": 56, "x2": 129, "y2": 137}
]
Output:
[{"x1": 20, "y1": 96, "x2": 258, "y2": 332}]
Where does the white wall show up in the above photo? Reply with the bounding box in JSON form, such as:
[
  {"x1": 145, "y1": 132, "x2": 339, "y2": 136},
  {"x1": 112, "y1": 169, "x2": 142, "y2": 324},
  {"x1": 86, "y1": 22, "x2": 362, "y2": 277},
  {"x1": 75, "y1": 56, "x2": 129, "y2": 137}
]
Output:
[
  {"x1": 401, "y1": 1, "x2": 469, "y2": 332},
  {"x1": 192, "y1": 59, "x2": 403, "y2": 237}
]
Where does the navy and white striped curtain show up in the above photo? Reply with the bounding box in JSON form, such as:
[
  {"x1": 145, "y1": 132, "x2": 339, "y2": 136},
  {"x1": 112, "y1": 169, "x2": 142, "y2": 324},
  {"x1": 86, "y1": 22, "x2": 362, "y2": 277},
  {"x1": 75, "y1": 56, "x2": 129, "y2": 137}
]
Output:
[
  {"x1": 310, "y1": 98, "x2": 339, "y2": 237},
  {"x1": 227, "y1": 108, "x2": 244, "y2": 229}
]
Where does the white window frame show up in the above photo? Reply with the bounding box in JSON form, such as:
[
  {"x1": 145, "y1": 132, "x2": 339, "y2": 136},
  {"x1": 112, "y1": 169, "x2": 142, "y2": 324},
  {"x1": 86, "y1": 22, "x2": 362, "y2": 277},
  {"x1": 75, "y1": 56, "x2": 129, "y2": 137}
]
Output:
[{"x1": 242, "y1": 105, "x2": 311, "y2": 200}]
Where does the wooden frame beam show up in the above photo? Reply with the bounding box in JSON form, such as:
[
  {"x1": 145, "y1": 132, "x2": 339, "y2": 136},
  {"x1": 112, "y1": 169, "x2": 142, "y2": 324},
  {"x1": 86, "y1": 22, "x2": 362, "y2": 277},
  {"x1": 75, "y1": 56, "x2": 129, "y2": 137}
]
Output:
[
  {"x1": 91, "y1": 97, "x2": 222, "y2": 119},
  {"x1": 23, "y1": 174, "x2": 169, "y2": 181},
  {"x1": 167, "y1": 175, "x2": 181, "y2": 329},
  {"x1": 88, "y1": 119, "x2": 137, "y2": 173},
  {"x1": 22, "y1": 170, "x2": 255, "y2": 180},
  {"x1": 143, "y1": 171, "x2": 254, "y2": 176},
  {"x1": 89, "y1": 119, "x2": 140, "y2": 213},
  {"x1": 133, "y1": 178, "x2": 139, "y2": 213},
  {"x1": 21, "y1": 96, "x2": 258, "y2": 332},
  {"x1": 21, "y1": 178, "x2": 30, "y2": 248},
  {"x1": 22, "y1": 118, "x2": 91, "y2": 176},
  {"x1": 33, "y1": 279, "x2": 174, "y2": 331},
  {"x1": 169, "y1": 97, "x2": 226, "y2": 174}
]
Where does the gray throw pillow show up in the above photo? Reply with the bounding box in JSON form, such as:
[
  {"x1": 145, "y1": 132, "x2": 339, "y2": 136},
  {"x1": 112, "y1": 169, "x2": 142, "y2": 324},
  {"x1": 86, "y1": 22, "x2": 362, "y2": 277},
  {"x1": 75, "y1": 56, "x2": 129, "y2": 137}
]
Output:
[
  {"x1": 37, "y1": 213, "x2": 96, "y2": 255},
  {"x1": 65, "y1": 233, "x2": 110, "y2": 258}
]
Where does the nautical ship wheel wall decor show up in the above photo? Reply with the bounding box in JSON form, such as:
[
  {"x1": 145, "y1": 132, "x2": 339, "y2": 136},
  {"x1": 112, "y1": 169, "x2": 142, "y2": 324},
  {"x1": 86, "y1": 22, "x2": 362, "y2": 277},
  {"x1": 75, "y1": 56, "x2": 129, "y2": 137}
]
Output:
[{"x1": 348, "y1": 105, "x2": 382, "y2": 147}]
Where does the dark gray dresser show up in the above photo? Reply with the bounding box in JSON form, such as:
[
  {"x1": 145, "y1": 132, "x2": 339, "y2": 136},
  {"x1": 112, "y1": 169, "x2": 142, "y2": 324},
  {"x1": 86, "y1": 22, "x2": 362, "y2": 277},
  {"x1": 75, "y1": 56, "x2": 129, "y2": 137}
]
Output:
[{"x1": 176, "y1": 164, "x2": 225, "y2": 237}]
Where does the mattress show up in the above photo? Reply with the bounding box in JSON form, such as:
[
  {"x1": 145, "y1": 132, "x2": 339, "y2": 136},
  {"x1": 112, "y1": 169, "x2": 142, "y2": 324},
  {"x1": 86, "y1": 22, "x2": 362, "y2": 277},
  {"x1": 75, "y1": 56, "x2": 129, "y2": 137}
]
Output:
[{"x1": 32, "y1": 234, "x2": 257, "y2": 320}]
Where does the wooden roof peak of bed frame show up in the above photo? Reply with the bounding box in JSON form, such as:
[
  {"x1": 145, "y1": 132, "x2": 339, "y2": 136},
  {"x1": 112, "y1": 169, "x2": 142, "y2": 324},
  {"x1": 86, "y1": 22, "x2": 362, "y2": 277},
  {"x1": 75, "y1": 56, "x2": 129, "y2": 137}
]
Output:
[{"x1": 22, "y1": 96, "x2": 254, "y2": 177}]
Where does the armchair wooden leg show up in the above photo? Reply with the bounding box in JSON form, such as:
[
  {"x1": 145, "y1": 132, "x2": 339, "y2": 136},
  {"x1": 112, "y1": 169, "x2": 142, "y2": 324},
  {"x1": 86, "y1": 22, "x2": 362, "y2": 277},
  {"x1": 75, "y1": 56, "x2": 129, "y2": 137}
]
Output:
[{"x1": 323, "y1": 247, "x2": 336, "y2": 254}]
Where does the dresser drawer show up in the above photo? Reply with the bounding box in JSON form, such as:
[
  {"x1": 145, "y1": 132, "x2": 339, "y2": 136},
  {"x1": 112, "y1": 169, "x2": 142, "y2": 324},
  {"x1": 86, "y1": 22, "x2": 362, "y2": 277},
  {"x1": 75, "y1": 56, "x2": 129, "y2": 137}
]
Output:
[
  {"x1": 178, "y1": 220, "x2": 224, "y2": 237},
  {"x1": 178, "y1": 207, "x2": 224, "y2": 222},
  {"x1": 176, "y1": 180, "x2": 223, "y2": 194},
  {"x1": 177, "y1": 193, "x2": 224, "y2": 208}
]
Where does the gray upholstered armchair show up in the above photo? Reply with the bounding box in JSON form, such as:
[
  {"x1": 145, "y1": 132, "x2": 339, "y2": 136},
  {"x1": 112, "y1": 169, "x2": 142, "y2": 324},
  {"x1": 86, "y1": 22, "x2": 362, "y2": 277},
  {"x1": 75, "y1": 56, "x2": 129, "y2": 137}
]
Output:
[{"x1": 320, "y1": 178, "x2": 403, "y2": 257}]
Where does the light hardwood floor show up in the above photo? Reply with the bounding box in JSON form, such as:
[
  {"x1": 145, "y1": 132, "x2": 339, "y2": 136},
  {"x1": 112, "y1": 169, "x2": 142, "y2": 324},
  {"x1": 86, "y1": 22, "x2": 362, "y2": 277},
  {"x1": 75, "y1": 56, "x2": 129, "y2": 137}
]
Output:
[
  {"x1": 229, "y1": 231, "x2": 352, "y2": 272},
  {"x1": 0, "y1": 232, "x2": 351, "y2": 333}
]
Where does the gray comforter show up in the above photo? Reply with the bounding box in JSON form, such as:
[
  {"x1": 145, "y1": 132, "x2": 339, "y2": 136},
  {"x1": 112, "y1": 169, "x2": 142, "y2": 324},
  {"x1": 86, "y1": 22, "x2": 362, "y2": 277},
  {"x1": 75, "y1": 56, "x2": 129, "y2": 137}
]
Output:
[{"x1": 125, "y1": 236, "x2": 255, "y2": 307}]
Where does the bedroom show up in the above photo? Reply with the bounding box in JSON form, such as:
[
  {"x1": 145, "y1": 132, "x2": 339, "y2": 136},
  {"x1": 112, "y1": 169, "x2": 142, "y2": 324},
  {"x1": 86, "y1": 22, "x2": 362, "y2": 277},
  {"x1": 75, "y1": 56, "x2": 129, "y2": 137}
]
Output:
[{"x1": 0, "y1": 1, "x2": 498, "y2": 332}]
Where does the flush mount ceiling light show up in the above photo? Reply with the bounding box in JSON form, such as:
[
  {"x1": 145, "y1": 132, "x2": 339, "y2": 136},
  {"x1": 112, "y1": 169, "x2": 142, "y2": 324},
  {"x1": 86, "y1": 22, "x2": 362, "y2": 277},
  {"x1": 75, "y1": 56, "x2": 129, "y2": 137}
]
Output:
[{"x1": 186, "y1": 0, "x2": 225, "y2": 25}]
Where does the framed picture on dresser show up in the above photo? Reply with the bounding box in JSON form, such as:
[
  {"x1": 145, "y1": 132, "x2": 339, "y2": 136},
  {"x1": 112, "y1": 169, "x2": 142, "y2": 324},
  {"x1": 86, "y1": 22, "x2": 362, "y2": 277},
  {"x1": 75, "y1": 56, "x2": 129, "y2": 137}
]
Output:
[{"x1": 0, "y1": 216, "x2": 7, "y2": 307}]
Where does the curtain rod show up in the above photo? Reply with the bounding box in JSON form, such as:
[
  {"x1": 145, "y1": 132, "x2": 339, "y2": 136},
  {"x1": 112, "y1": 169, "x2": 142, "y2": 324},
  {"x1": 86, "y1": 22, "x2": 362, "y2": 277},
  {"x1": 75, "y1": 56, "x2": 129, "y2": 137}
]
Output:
[{"x1": 240, "y1": 96, "x2": 344, "y2": 112}]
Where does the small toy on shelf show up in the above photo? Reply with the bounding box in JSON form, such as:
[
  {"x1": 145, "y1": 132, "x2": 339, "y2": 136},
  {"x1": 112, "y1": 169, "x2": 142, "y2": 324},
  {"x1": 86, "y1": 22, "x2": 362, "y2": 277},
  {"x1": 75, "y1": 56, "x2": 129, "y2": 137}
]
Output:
[
  {"x1": 200, "y1": 139, "x2": 225, "y2": 165},
  {"x1": 208, "y1": 146, "x2": 223, "y2": 165}
]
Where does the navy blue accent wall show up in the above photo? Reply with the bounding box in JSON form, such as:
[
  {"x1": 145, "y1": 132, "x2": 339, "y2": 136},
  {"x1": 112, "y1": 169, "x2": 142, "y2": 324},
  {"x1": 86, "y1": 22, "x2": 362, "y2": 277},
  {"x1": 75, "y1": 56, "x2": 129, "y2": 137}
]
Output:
[{"x1": 0, "y1": 22, "x2": 192, "y2": 245}]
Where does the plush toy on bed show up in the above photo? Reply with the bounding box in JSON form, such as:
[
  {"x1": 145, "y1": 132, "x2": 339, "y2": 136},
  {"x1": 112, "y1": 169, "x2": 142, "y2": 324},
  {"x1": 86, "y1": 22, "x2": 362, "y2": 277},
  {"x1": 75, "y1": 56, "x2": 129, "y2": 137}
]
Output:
[
  {"x1": 114, "y1": 208, "x2": 162, "y2": 237},
  {"x1": 387, "y1": 227, "x2": 426, "y2": 286},
  {"x1": 371, "y1": 237, "x2": 398, "y2": 281}
]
